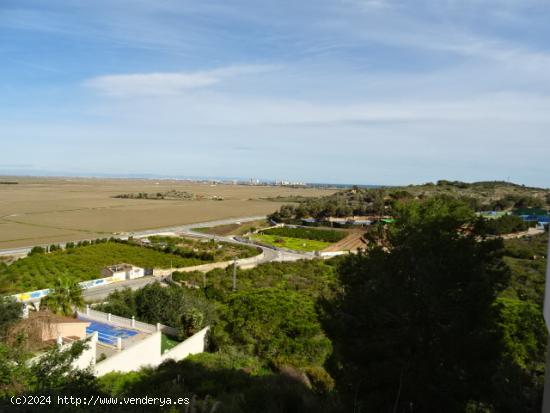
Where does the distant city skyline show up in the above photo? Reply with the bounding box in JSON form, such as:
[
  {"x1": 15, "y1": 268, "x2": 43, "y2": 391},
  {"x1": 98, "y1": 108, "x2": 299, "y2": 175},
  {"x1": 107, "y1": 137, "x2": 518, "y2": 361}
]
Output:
[
  {"x1": 0, "y1": 170, "x2": 540, "y2": 190},
  {"x1": 2, "y1": 1, "x2": 550, "y2": 187}
]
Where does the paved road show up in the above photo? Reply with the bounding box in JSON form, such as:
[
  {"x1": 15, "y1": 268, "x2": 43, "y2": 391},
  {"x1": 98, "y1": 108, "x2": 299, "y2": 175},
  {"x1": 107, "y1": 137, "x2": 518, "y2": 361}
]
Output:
[
  {"x1": 82, "y1": 276, "x2": 163, "y2": 302},
  {"x1": 117, "y1": 214, "x2": 308, "y2": 264}
]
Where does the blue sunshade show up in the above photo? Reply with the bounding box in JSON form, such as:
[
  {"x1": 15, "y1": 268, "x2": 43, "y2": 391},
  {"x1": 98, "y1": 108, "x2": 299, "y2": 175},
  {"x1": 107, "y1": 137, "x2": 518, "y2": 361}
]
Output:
[{"x1": 80, "y1": 318, "x2": 139, "y2": 345}]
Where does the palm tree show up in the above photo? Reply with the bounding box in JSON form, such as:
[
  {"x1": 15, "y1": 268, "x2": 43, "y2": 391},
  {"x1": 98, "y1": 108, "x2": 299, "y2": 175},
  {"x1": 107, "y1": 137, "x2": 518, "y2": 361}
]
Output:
[{"x1": 41, "y1": 277, "x2": 84, "y2": 316}]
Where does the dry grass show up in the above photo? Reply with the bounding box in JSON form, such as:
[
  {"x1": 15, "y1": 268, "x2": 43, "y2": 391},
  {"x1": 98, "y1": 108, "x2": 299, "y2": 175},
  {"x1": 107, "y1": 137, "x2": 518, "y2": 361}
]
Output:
[
  {"x1": 7, "y1": 310, "x2": 60, "y2": 352},
  {"x1": 0, "y1": 177, "x2": 335, "y2": 249}
]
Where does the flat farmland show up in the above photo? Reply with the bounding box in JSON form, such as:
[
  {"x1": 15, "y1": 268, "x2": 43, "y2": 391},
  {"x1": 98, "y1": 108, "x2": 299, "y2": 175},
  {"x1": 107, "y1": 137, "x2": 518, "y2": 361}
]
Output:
[{"x1": 0, "y1": 177, "x2": 334, "y2": 249}]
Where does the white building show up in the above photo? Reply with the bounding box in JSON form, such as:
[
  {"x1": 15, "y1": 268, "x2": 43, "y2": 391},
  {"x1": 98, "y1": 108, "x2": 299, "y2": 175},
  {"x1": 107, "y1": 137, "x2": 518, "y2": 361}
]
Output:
[{"x1": 101, "y1": 263, "x2": 144, "y2": 281}]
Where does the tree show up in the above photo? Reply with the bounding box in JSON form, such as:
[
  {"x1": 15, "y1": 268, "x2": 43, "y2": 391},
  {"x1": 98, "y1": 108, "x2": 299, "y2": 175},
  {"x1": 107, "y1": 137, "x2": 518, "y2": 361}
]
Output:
[
  {"x1": 29, "y1": 339, "x2": 94, "y2": 392},
  {"x1": 483, "y1": 215, "x2": 529, "y2": 235},
  {"x1": 0, "y1": 338, "x2": 92, "y2": 399},
  {"x1": 48, "y1": 244, "x2": 61, "y2": 252},
  {"x1": 328, "y1": 197, "x2": 510, "y2": 412},
  {"x1": 0, "y1": 297, "x2": 23, "y2": 341},
  {"x1": 29, "y1": 246, "x2": 45, "y2": 256},
  {"x1": 99, "y1": 283, "x2": 215, "y2": 340},
  {"x1": 0, "y1": 338, "x2": 31, "y2": 397},
  {"x1": 41, "y1": 278, "x2": 84, "y2": 316}
]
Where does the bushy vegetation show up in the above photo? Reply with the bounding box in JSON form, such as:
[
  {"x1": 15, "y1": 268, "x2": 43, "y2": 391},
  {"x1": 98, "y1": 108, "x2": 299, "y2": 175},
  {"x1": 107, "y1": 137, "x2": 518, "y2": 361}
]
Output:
[
  {"x1": 261, "y1": 227, "x2": 346, "y2": 242},
  {"x1": 114, "y1": 190, "x2": 224, "y2": 201},
  {"x1": 0, "y1": 241, "x2": 207, "y2": 294},
  {"x1": 0, "y1": 301, "x2": 97, "y2": 408},
  {"x1": 0, "y1": 297, "x2": 23, "y2": 341},
  {"x1": 96, "y1": 283, "x2": 216, "y2": 339},
  {"x1": 269, "y1": 180, "x2": 550, "y2": 222},
  {"x1": 147, "y1": 236, "x2": 259, "y2": 261},
  {"x1": 502, "y1": 233, "x2": 547, "y2": 304},
  {"x1": 482, "y1": 214, "x2": 530, "y2": 235},
  {"x1": 269, "y1": 188, "x2": 388, "y2": 220},
  {"x1": 213, "y1": 288, "x2": 332, "y2": 369},
  {"x1": 114, "y1": 190, "x2": 194, "y2": 200},
  {"x1": 204, "y1": 259, "x2": 340, "y2": 300},
  {"x1": 97, "y1": 354, "x2": 339, "y2": 413}
]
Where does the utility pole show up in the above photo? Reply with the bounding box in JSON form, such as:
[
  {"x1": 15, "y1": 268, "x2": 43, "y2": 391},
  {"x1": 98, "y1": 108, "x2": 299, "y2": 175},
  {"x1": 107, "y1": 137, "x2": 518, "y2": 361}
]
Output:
[
  {"x1": 232, "y1": 257, "x2": 237, "y2": 291},
  {"x1": 542, "y1": 231, "x2": 550, "y2": 413}
]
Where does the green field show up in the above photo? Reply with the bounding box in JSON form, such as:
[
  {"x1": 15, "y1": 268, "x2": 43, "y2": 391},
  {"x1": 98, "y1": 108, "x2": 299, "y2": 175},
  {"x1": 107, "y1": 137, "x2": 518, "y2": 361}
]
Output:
[
  {"x1": 252, "y1": 234, "x2": 331, "y2": 252},
  {"x1": 261, "y1": 226, "x2": 346, "y2": 242},
  {"x1": 0, "y1": 242, "x2": 208, "y2": 294}
]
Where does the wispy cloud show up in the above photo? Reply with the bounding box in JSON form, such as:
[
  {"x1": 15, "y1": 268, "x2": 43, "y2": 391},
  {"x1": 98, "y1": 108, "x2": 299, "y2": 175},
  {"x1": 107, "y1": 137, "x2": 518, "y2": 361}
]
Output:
[
  {"x1": 85, "y1": 65, "x2": 278, "y2": 97},
  {"x1": 3, "y1": 0, "x2": 550, "y2": 185}
]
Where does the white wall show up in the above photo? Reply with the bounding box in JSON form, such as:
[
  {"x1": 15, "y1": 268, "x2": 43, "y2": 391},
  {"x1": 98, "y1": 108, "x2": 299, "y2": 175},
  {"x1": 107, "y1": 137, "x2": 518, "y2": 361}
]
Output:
[
  {"x1": 128, "y1": 267, "x2": 145, "y2": 280},
  {"x1": 94, "y1": 327, "x2": 209, "y2": 376},
  {"x1": 73, "y1": 333, "x2": 97, "y2": 371},
  {"x1": 161, "y1": 327, "x2": 209, "y2": 363},
  {"x1": 95, "y1": 331, "x2": 162, "y2": 376},
  {"x1": 75, "y1": 309, "x2": 208, "y2": 376},
  {"x1": 29, "y1": 332, "x2": 98, "y2": 372}
]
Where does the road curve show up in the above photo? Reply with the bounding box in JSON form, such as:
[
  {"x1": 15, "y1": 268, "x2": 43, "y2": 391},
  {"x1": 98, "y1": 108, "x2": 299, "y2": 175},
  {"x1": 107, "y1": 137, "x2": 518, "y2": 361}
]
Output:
[{"x1": 0, "y1": 216, "x2": 265, "y2": 257}]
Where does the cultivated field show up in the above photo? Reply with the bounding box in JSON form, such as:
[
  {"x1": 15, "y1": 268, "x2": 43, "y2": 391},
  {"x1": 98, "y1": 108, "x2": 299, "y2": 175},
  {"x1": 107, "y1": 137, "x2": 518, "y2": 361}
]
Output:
[
  {"x1": 252, "y1": 233, "x2": 332, "y2": 252},
  {"x1": 0, "y1": 177, "x2": 335, "y2": 249},
  {"x1": 251, "y1": 226, "x2": 348, "y2": 252}
]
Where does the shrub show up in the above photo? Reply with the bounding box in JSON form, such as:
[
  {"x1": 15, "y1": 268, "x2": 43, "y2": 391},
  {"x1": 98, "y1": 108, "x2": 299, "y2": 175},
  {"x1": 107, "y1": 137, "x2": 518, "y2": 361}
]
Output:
[{"x1": 215, "y1": 288, "x2": 332, "y2": 367}]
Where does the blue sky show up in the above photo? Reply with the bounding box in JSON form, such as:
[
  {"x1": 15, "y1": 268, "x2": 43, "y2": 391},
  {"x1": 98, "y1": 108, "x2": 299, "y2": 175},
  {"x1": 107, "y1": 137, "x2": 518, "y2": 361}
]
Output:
[{"x1": 1, "y1": 0, "x2": 550, "y2": 186}]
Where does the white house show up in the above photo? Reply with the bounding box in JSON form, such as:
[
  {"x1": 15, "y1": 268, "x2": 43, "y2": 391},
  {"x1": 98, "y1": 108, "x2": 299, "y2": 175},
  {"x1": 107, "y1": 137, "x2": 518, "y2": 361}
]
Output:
[{"x1": 101, "y1": 263, "x2": 144, "y2": 281}]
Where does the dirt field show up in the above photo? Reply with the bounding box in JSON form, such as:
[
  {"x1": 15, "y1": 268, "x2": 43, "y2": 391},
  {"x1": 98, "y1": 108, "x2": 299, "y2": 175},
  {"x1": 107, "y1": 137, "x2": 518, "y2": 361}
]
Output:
[
  {"x1": 322, "y1": 229, "x2": 368, "y2": 252},
  {"x1": 0, "y1": 177, "x2": 335, "y2": 249}
]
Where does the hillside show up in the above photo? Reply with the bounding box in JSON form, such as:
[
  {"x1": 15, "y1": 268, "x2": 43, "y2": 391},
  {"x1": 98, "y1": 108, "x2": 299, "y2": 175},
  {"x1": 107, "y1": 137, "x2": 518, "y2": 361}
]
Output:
[{"x1": 269, "y1": 180, "x2": 550, "y2": 221}]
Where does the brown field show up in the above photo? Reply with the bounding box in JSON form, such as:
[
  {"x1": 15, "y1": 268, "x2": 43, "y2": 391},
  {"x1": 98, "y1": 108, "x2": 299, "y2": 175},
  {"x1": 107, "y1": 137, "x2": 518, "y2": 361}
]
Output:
[
  {"x1": 0, "y1": 177, "x2": 335, "y2": 249},
  {"x1": 322, "y1": 229, "x2": 368, "y2": 252}
]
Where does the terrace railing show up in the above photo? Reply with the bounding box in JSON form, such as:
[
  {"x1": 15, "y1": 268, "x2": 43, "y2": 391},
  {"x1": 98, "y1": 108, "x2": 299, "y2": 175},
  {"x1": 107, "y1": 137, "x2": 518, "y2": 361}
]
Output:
[{"x1": 78, "y1": 306, "x2": 176, "y2": 336}]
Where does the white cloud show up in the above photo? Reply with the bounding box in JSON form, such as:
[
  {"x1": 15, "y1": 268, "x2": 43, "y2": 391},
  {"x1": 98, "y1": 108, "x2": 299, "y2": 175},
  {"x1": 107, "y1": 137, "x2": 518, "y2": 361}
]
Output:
[{"x1": 85, "y1": 65, "x2": 278, "y2": 97}]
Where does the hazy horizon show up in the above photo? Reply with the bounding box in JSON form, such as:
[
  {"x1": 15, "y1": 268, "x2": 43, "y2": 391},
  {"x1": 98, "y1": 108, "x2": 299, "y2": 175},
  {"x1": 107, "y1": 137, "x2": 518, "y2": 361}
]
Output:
[{"x1": 1, "y1": 171, "x2": 548, "y2": 190}]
